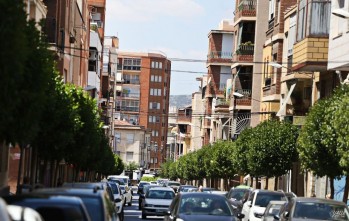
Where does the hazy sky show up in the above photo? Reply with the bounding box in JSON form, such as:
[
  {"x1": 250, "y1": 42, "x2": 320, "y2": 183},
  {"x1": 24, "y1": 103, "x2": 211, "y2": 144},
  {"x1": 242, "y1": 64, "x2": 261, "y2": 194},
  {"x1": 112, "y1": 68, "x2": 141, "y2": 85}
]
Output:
[{"x1": 105, "y1": 0, "x2": 234, "y2": 95}]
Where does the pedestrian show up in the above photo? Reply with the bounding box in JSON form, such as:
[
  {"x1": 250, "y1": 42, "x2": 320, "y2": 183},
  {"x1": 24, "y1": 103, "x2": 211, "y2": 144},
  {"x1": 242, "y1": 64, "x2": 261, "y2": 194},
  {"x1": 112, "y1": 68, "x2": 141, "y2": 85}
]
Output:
[{"x1": 198, "y1": 185, "x2": 203, "y2": 192}]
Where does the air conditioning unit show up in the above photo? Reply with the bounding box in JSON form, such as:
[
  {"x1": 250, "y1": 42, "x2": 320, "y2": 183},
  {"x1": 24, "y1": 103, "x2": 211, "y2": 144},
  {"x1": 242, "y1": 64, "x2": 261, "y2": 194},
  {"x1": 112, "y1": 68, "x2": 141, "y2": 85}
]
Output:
[{"x1": 89, "y1": 51, "x2": 97, "y2": 61}]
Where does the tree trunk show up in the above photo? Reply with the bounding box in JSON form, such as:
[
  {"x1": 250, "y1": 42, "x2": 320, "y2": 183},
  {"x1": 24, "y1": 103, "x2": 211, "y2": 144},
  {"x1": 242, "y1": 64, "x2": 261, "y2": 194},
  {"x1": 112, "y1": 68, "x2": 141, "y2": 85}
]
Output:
[
  {"x1": 53, "y1": 160, "x2": 59, "y2": 187},
  {"x1": 265, "y1": 177, "x2": 269, "y2": 190},
  {"x1": 274, "y1": 176, "x2": 278, "y2": 191},
  {"x1": 330, "y1": 176, "x2": 334, "y2": 199},
  {"x1": 49, "y1": 160, "x2": 55, "y2": 187},
  {"x1": 40, "y1": 160, "x2": 48, "y2": 187},
  {"x1": 250, "y1": 176, "x2": 254, "y2": 187},
  {"x1": 16, "y1": 145, "x2": 24, "y2": 194},
  {"x1": 30, "y1": 146, "x2": 37, "y2": 186},
  {"x1": 342, "y1": 175, "x2": 349, "y2": 203}
]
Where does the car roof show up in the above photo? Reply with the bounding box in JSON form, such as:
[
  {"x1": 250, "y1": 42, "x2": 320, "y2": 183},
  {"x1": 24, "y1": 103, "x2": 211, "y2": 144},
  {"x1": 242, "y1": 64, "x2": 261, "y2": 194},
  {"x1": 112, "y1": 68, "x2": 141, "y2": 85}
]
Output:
[
  {"x1": 294, "y1": 197, "x2": 347, "y2": 205},
  {"x1": 3, "y1": 194, "x2": 86, "y2": 205},
  {"x1": 34, "y1": 187, "x2": 105, "y2": 197},
  {"x1": 148, "y1": 187, "x2": 174, "y2": 191},
  {"x1": 268, "y1": 200, "x2": 287, "y2": 205},
  {"x1": 179, "y1": 192, "x2": 227, "y2": 198},
  {"x1": 253, "y1": 189, "x2": 285, "y2": 194}
]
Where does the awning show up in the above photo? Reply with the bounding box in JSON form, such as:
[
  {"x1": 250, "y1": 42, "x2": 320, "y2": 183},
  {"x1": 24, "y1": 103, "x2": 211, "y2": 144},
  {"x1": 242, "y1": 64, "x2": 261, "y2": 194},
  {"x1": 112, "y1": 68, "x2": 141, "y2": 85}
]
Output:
[{"x1": 276, "y1": 82, "x2": 297, "y2": 117}]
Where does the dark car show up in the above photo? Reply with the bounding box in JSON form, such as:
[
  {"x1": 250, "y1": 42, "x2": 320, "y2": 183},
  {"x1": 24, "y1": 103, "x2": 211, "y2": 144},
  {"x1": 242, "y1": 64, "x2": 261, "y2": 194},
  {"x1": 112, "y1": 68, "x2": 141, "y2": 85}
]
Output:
[
  {"x1": 2, "y1": 194, "x2": 91, "y2": 221},
  {"x1": 164, "y1": 192, "x2": 244, "y2": 221},
  {"x1": 137, "y1": 181, "x2": 150, "y2": 194},
  {"x1": 226, "y1": 186, "x2": 253, "y2": 215},
  {"x1": 275, "y1": 197, "x2": 349, "y2": 220},
  {"x1": 138, "y1": 185, "x2": 161, "y2": 210},
  {"x1": 34, "y1": 188, "x2": 119, "y2": 221}
]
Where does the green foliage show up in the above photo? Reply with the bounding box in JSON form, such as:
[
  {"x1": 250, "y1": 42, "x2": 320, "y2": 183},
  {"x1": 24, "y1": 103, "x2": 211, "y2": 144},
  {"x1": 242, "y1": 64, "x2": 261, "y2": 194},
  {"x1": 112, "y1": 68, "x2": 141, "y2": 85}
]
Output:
[
  {"x1": 245, "y1": 120, "x2": 299, "y2": 177},
  {"x1": 298, "y1": 98, "x2": 343, "y2": 178},
  {"x1": 125, "y1": 162, "x2": 139, "y2": 171},
  {"x1": 0, "y1": 0, "x2": 28, "y2": 142},
  {"x1": 211, "y1": 141, "x2": 236, "y2": 179},
  {"x1": 233, "y1": 127, "x2": 253, "y2": 175},
  {"x1": 141, "y1": 176, "x2": 157, "y2": 182}
]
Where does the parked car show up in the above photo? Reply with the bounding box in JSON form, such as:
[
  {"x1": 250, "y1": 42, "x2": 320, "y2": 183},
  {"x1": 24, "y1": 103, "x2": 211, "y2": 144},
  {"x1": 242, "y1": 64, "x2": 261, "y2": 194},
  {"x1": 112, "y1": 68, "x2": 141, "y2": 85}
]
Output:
[
  {"x1": 138, "y1": 185, "x2": 161, "y2": 210},
  {"x1": 61, "y1": 182, "x2": 121, "y2": 220},
  {"x1": 34, "y1": 188, "x2": 119, "y2": 221},
  {"x1": 2, "y1": 194, "x2": 92, "y2": 221},
  {"x1": 164, "y1": 192, "x2": 244, "y2": 221},
  {"x1": 137, "y1": 181, "x2": 150, "y2": 194},
  {"x1": 274, "y1": 197, "x2": 349, "y2": 220},
  {"x1": 241, "y1": 189, "x2": 287, "y2": 221},
  {"x1": 7, "y1": 205, "x2": 44, "y2": 221},
  {"x1": 226, "y1": 186, "x2": 253, "y2": 216},
  {"x1": 108, "y1": 182, "x2": 124, "y2": 215},
  {"x1": 163, "y1": 181, "x2": 181, "y2": 193},
  {"x1": 261, "y1": 201, "x2": 285, "y2": 221},
  {"x1": 142, "y1": 187, "x2": 175, "y2": 219},
  {"x1": 119, "y1": 185, "x2": 132, "y2": 206}
]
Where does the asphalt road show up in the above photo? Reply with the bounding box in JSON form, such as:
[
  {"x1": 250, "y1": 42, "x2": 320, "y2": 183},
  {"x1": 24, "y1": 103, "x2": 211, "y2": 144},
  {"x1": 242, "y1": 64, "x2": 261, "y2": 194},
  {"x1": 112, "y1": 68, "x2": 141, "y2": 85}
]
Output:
[{"x1": 124, "y1": 191, "x2": 163, "y2": 221}]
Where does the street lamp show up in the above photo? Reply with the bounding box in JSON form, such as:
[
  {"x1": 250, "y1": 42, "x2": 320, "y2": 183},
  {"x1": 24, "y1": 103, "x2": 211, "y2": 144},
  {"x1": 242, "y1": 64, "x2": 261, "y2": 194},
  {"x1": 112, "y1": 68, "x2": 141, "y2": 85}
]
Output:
[{"x1": 332, "y1": 8, "x2": 349, "y2": 18}]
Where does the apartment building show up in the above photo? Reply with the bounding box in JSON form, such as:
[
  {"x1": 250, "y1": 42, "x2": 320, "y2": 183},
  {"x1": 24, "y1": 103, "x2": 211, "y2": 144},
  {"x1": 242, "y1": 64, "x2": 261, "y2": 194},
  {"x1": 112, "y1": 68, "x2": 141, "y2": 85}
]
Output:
[
  {"x1": 230, "y1": 0, "x2": 261, "y2": 138},
  {"x1": 43, "y1": 0, "x2": 90, "y2": 87},
  {"x1": 115, "y1": 52, "x2": 171, "y2": 170},
  {"x1": 328, "y1": 0, "x2": 349, "y2": 80},
  {"x1": 113, "y1": 120, "x2": 149, "y2": 170},
  {"x1": 204, "y1": 20, "x2": 234, "y2": 144}
]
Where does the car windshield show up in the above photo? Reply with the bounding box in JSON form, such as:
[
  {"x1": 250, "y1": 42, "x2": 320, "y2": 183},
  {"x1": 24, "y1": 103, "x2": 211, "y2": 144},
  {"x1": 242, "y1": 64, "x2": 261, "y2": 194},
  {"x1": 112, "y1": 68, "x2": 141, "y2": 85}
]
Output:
[
  {"x1": 168, "y1": 182, "x2": 180, "y2": 186},
  {"x1": 179, "y1": 195, "x2": 233, "y2": 216},
  {"x1": 228, "y1": 189, "x2": 249, "y2": 201},
  {"x1": 146, "y1": 190, "x2": 175, "y2": 199},
  {"x1": 254, "y1": 193, "x2": 285, "y2": 207},
  {"x1": 139, "y1": 182, "x2": 150, "y2": 187},
  {"x1": 294, "y1": 202, "x2": 349, "y2": 220}
]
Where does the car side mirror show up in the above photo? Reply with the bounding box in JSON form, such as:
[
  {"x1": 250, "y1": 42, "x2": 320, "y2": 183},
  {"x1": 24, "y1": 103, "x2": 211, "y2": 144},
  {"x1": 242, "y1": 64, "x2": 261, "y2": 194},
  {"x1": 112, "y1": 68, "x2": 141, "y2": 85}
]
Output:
[
  {"x1": 283, "y1": 211, "x2": 289, "y2": 218},
  {"x1": 163, "y1": 210, "x2": 171, "y2": 216},
  {"x1": 115, "y1": 198, "x2": 122, "y2": 203}
]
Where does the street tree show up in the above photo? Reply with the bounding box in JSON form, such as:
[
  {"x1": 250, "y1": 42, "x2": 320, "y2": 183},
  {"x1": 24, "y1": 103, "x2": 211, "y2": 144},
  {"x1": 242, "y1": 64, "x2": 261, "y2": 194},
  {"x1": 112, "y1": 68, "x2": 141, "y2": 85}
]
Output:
[
  {"x1": 246, "y1": 120, "x2": 299, "y2": 189},
  {"x1": 298, "y1": 98, "x2": 343, "y2": 199}
]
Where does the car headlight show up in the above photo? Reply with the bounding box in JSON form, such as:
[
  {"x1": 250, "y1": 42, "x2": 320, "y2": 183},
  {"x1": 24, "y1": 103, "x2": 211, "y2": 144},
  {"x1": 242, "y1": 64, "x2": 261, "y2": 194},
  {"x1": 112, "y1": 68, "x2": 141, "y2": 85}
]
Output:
[{"x1": 254, "y1": 212, "x2": 263, "y2": 218}]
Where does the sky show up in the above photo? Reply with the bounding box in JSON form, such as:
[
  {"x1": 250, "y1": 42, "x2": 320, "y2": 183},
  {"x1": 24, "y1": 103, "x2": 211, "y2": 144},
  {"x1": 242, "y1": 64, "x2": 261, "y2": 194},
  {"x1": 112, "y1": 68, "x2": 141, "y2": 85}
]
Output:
[{"x1": 105, "y1": 0, "x2": 234, "y2": 95}]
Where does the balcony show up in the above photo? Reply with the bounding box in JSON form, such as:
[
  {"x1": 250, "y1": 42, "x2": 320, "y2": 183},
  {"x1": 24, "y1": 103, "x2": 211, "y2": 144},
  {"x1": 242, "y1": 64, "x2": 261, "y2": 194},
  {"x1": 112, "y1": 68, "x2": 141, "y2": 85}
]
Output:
[
  {"x1": 234, "y1": 43, "x2": 254, "y2": 62},
  {"x1": 177, "y1": 115, "x2": 191, "y2": 124},
  {"x1": 234, "y1": 0, "x2": 257, "y2": 22},
  {"x1": 214, "y1": 99, "x2": 229, "y2": 113},
  {"x1": 235, "y1": 89, "x2": 252, "y2": 107},
  {"x1": 292, "y1": 37, "x2": 329, "y2": 72},
  {"x1": 207, "y1": 51, "x2": 233, "y2": 64}
]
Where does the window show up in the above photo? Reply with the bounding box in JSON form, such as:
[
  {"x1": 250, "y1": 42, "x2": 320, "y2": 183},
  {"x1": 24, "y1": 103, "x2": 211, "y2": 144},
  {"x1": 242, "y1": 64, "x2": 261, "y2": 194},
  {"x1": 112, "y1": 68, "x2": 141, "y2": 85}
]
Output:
[
  {"x1": 123, "y1": 74, "x2": 139, "y2": 84},
  {"x1": 269, "y1": 0, "x2": 275, "y2": 20},
  {"x1": 123, "y1": 58, "x2": 141, "y2": 70},
  {"x1": 149, "y1": 116, "x2": 160, "y2": 123},
  {"x1": 297, "y1": 0, "x2": 307, "y2": 41},
  {"x1": 303, "y1": 87, "x2": 312, "y2": 100},
  {"x1": 151, "y1": 61, "x2": 163, "y2": 69},
  {"x1": 152, "y1": 130, "x2": 159, "y2": 137},
  {"x1": 126, "y1": 152, "x2": 133, "y2": 161},
  {"x1": 115, "y1": 133, "x2": 121, "y2": 143},
  {"x1": 121, "y1": 100, "x2": 139, "y2": 112},
  {"x1": 127, "y1": 134, "x2": 134, "y2": 143},
  {"x1": 339, "y1": 0, "x2": 345, "y2": 8},
  {"x1": 150, "y1": 88, "x2": 162, "y2": 96},
  {"x1": 149, "y1": 102, "x2": 160, "y2": 109},
  {"x1": 150, "y1": 75, "x2": 162, "y2": 82}
]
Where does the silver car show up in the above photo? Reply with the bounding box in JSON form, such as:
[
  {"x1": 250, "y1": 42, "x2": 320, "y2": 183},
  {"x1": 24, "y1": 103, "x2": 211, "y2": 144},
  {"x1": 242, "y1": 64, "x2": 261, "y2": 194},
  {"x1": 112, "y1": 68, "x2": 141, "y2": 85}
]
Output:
[{"x1": 142, "y1": 187, "x2": 175, "y2": 219}]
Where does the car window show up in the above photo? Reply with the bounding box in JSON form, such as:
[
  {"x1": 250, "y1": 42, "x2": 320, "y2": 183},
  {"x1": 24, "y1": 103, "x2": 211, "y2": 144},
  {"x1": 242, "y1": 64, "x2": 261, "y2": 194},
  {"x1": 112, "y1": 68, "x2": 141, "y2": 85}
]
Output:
[
  {"x1": 228, "y1": 189, "x2": 248, "y2": 200},
  {"x1": 294, "y1": 202, "x2": 349, "y2": 220},
  {"x1": 109, "y1": 183, "x2": 119, "y2": 194},
  {"x1": 179, "y1": 195, "x2": 233, "y2": 216},
  {"x1": 265, "y1": 204, "x2": 283, "y2": 217},
  {"x1": 146, "y1": 190, "x2": 175, "y2": 199},
  {"x1": 254, "y1": 193, "x2": 285, "y2": 207},
  {"x1": 80, "y1": 196, "x2": 104, "y2": 221}
]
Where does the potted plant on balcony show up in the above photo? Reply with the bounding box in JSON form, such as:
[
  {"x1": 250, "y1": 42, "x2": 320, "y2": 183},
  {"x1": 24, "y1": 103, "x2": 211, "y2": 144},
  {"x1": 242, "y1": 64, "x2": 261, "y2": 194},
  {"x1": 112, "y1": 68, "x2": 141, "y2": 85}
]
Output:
[{"x1": 236, "y1": 41, "x2": 254, "y2": 55}]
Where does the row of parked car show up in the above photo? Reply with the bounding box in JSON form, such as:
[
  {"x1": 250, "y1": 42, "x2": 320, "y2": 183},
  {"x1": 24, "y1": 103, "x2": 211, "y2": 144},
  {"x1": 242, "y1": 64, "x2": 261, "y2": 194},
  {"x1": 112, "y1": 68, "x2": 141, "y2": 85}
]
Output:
[
  {"x1": 0, "y1": 177, "x2": 135, "y2": 221},
  {"x1": 136, "y1": 179, "x2": 349, "y2": 221}
]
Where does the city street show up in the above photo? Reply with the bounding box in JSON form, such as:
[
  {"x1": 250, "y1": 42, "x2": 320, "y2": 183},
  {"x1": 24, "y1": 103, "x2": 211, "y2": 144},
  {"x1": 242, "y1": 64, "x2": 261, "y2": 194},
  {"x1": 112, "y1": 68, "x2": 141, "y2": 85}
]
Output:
[{"x1": 124, "y1": 193, "x2": 163, "y2": 221}]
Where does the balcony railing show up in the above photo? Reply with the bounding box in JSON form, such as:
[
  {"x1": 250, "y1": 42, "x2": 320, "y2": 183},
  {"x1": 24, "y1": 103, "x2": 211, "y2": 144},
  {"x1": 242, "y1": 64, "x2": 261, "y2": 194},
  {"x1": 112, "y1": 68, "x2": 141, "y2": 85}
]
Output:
[
  {"x1": 207, "y1": 51, "x2": 233, "y2": 63},
  {"x1": 234, "y1": 0, "x2": 257, "y2": 20},
  {"x1": 234, "y1": 44, "x2": 254, "y2": 62},
  {"x1": 235, "y1": 89, "x2": 252, "y2": 106}
]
